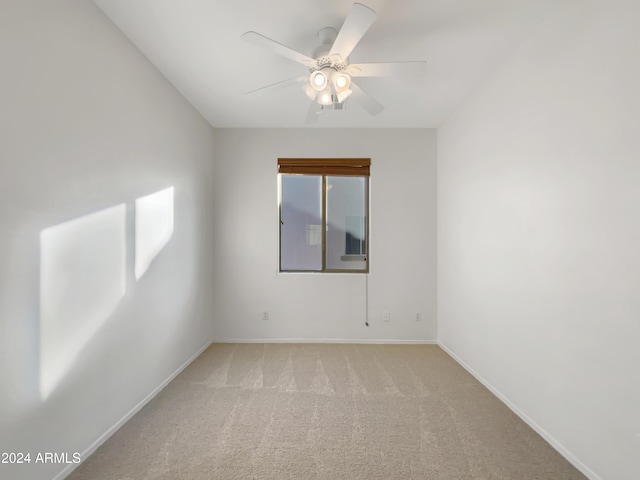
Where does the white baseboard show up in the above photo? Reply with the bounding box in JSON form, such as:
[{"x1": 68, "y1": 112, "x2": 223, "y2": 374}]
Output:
[
  {"x1": 437, "y1": 342, "x2": 601, "y2": 480},
  {"x1": 54, "y1": 340, "x2": 213, "y2": 480},
  {"x1": 211, "y1": 338, "x2": 438, "y2": 345}
]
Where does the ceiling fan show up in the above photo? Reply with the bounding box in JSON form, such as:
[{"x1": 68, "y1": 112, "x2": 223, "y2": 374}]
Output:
[{"x1": 242, "y1": 2, "x2": 427, "y2": 124}]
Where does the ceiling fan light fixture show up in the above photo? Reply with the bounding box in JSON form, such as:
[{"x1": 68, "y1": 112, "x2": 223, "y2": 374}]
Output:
[
  {"x1": 310, "y1": 70, "x2": 328, "y2": 91},
  {"x1": 332, "y1": 72, "x2": 351, "y2": 91},
  {"x1": 318, "y1": 87, "x2": 333, "y2": 106},
  {"x1": 303, "y1": 83, "x2": 317, "y2": 100},
  {"x1": 336, "y1": 88, "x2": 352, "y2": 103}
]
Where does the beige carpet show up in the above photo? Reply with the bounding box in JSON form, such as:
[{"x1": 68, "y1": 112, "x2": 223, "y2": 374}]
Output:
[{"x1": 68, "y1": 344, "x2": 586, "y2": 479}]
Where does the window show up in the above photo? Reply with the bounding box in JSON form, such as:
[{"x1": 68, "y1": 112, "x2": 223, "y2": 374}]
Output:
[{"x1": 278, "y1": 158, "x2": 370, "y2": 273}]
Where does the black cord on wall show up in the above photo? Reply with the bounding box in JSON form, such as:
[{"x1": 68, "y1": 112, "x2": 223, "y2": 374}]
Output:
[{"x1": 365, "y1": 273, "x2": 369, "y2": 327}]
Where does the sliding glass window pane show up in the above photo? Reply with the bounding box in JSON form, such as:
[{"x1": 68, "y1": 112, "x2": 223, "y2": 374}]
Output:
[
  {"x1": 280, "y1": 175, "x2": 323, "y2": 271},
  {"x1": 325, "y1": 176, "x2": 367, "y2": 271}
]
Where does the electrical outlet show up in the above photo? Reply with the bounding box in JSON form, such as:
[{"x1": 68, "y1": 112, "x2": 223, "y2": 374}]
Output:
[
  {"x1": 383, "y1": 311, "x2": 390, "y2": 322},
  {"x1": 415, "y1": 312, "x2": 422, "y2": 321},
  {"x1": 262, "y1": 311, "x2": 269, "y2": 321}
]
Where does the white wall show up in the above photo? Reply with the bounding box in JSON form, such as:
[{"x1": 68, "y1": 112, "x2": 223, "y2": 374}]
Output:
[
  {"x1": 438, "y1": 1, "x2": 640, "y2": 479},
  {"x1": 213, "y1": 128, "x2": 437, "y2": 342},
  {"x1": 0, "y1": 1, "x2": 215, "y2": 479}
]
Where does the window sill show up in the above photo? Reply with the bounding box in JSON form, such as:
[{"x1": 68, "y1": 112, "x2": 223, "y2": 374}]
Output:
[{"x1": 340, "y1": 255, "x2": 366, "y2": 262}]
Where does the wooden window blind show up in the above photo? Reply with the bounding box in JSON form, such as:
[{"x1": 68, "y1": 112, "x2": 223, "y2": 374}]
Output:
[{"x1": 278, "y1": 158, "x2": 370, "y2": 177}]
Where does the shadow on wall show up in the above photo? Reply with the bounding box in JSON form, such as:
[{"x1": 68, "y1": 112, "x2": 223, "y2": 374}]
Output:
[{"x1": 39, "y1": 187, "x2": 174, "y2": 401}]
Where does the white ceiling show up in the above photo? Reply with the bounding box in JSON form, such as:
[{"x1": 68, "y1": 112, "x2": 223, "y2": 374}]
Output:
[{"x1": 93, "y1": 0, "x2": 559, "y2": 128}]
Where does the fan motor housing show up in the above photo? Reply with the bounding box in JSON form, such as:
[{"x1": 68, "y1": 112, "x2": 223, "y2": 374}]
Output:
[{"x1": 310, "y1": 27, "x2": 348, "y2": 73}]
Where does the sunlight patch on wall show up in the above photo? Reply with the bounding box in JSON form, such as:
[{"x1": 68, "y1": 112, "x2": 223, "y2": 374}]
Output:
[
  {"x1": 40, "y1": 204, "x2": 126, "y2": 400},
  {"x1": 135, "y1": 187, "x2": 174, "y2": 280}
]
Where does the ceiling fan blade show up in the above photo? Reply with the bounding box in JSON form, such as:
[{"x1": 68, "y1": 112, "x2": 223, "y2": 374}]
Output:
[
  {"x1": 350, "y1": 82, "x2": 384, "y2": 116},
  {"x1": 305, "y1": 101, "x2": 321, "y2": 125},
  {"x1": 245, "y1": 75, "x2": 308, "y2": 97},
  {"x1": 242, "y1": 31, "x2": 316, "y2": 68},
  {"x1": 347, "y1": 61, "x2": 427, "y2": 78},
  {"x1": 329, "y1": 3, "x2": 377, "y2": 61}
]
